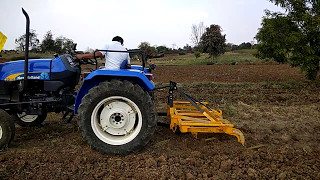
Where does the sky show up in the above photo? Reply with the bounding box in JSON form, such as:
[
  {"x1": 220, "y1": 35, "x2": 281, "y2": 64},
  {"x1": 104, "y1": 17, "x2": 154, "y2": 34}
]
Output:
[{"x1": 0, "y1": 0, "x2": 284, "y2": 51}]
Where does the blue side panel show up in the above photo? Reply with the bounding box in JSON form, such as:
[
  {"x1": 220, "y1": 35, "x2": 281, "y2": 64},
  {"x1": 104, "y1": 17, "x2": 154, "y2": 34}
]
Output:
[
  {"x1": 0, "y1": 57, "x2": 67, "y2": 80},
  {"x1": 131, "y1": 65, "x2": 150, "y2": 73},
  {"x1": 130, "y1": 65, "x2": 143, "y2": 71},
  {"x1": 74, "y1": 69, "x2": 155, "y2": 114}
]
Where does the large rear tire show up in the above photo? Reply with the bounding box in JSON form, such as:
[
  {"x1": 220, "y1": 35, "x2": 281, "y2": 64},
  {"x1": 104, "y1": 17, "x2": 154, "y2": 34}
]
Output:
[
  {"x1": 15, "y1": 112, "x2": 47, "y2": 127},
  {"x1": 79, "y1": 80, "x2": 157, "y2": 155},
  {"x1": 0, "y1": 109, "x2": 15, "y2": 150}
]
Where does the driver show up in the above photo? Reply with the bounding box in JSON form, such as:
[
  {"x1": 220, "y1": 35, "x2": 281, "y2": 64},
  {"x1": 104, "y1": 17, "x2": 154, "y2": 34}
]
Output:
[{"x1": 75, "y1": 36, "x2": 131, "y2": 70}]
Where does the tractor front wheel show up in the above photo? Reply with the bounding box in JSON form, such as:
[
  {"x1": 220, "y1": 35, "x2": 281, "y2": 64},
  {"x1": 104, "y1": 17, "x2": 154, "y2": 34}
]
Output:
[
  {"x1": 79, "y1": 80, "x2": 157, "y2": 155},
  {"x1": 15, "y1": 112, "x2": 47, "y2": 127},
  {"x1": 0, "y1": 109, "x2": 15, "y2": 150}
]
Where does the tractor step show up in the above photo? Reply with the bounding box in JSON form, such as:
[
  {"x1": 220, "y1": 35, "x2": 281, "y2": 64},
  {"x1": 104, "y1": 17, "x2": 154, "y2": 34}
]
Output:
[
  {"x1": 168, "y1": 101, "x2": 245, "y2": 145},
  {"x1": 62, "y1": 107, "x2": 74, "y2": 123}
]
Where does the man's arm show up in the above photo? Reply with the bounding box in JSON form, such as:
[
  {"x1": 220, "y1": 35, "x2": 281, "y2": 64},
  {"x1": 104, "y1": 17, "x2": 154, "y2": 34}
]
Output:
[{"x1": 75, "y1": 51, "x2": 103, "y2": 59}]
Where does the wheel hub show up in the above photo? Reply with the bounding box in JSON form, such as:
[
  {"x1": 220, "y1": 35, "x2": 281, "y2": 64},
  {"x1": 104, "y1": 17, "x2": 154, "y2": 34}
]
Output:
[
  {"x1": 114, "y1": 114, "x2": 122, "y2": 122},
  {"x1": 91, "y1": 96, "x2": 143, "y2": 146},
  {"x1": 17, "y1": 112, "x2": 38, "y2": 122},
  {"x1": 99, "y1": 101, "x2": 136, "y2": 136},
  {"x1": 109, "y1": 112, "x2": 126, "y2": 128}
]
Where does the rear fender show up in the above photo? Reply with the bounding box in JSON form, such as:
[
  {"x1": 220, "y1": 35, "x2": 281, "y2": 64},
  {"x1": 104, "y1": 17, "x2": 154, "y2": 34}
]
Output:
[{"x1": 74, "y1": 69, "x2": 155, "y2": 114}]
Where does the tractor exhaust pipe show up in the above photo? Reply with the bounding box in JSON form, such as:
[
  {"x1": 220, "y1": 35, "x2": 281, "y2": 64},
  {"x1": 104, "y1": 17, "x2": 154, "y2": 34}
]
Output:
[{"x1": 22, "y1": 8, "x2": 29, "y2": 90}]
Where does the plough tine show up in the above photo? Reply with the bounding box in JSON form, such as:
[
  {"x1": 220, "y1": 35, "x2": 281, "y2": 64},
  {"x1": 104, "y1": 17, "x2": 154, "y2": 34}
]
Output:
[{"x1": 223, "y1": 128, "x2": 245, "y2": 145}]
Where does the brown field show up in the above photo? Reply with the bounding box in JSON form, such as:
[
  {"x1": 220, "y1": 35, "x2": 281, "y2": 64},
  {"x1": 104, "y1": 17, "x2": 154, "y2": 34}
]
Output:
[{"x1": 1, "y1": 64, "x2": 320, "y2": 179}]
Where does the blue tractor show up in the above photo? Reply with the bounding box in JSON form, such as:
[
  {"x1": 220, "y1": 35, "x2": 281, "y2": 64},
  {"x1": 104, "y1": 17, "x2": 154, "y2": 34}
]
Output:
[{"x1": 0, "y1": 9, "x2": 157, "y2": 155}]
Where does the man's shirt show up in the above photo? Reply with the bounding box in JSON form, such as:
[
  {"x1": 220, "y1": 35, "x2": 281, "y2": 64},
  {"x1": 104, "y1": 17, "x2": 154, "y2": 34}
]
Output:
[{"x1": 101, "y1": 41, "x2": 130, "y2": 70}]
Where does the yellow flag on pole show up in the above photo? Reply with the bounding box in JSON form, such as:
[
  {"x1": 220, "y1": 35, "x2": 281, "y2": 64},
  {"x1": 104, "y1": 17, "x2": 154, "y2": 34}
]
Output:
[{"x1": 0, "y1": 32, "x2": 7, "y2": 52}]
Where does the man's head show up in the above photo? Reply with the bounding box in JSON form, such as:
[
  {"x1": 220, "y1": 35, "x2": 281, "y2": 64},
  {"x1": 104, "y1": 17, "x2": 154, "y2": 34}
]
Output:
[{"x1": 112, "y1": 36, "x2": 124, "y2": 45}]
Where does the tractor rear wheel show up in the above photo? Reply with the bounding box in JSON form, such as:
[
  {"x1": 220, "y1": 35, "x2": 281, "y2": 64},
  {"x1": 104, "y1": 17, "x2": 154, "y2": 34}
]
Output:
[
  {"x1": 79, "y1": 80, "x2": 157, "y2": 155},
  {"x1": 0, "y1": 109, "x2": 15, "y2": 150},
  {"x1": 15, "y1": 112, "x2": 47, "y2": 127}
]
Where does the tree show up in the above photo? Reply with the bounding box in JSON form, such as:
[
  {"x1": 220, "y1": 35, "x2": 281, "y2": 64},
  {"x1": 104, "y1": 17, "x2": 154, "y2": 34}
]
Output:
[
  {"x1": 54, "y1": 36, "x2": 64, "y2": 53},
  {"x1": 199, "y1": 24, "x2": 226, "y2": 59},
  {"x1": 231, "y1": 44, "x2": 239, "y2": 51},
  {"x1": 138, "y1": 42, "x2": 151, "y2": 51},
  {"x1": 41, "y1": 31, "x2": 55, "y2": 52},
  {"x1": 15, "y1": 29, "x2": 40, "y2": 51},
  {"x1": 156, "y1": 45, "x2": 169, "y2": 53},
  {"x1": 238, "y1": 42, "x2": 252, "y2": 49},
  {"x1": 54, "y1": 36, "x2": 74, "y2": 54},
  {"x1": 138, "y1": 42, "x2": 156, "y2": 57},
  {"x1": 183, "y1": 44, "x2": 192, "y2": 52},
  {"x1": 191, "y1": 22, "x2": 206, "y2": 47},
  {"x1": 226, "y1": 43, "x2": 234, "y2": 52},
  {"x1": 171, "y1": 43, "x2": 177, "y2": 50},
  {"x1": 61, "y1": 38, "x2": 73, "y2": 54},
  {"x1": 256, "y1": 0, "x2": 320, "y2": 80},
  {"x1": 84, "y1": 47, "x2": 94, "y2": 53}
]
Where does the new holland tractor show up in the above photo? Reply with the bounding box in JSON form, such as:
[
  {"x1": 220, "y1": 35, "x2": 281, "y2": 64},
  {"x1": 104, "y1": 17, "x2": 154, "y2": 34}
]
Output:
[{"x1": 0, "y1": 9, "x2": 244, "y2": 155}]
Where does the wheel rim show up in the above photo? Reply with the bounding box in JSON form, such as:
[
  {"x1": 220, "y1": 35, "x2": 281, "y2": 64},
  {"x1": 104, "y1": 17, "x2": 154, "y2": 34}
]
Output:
[
  {"x1": 91, "y1": 96, "x2": 143, "y2": 145},
  {"x1": 17, "y1": 112, "x2": 38, "y2": 123},
  {"x1": 0, "y1": 126, "x2": 2, "y2": 139}
]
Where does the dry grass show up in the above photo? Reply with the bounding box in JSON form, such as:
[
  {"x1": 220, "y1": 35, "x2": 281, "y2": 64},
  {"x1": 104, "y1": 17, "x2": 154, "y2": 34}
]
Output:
[{"x1": 149, "y1": 49, "x2": 269, "y2": 66}]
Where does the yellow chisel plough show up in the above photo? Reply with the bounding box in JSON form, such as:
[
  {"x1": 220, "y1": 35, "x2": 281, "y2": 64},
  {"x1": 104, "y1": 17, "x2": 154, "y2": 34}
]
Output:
[{"x1": 158, "y1": 81, "x2": 245, "y2": 145}]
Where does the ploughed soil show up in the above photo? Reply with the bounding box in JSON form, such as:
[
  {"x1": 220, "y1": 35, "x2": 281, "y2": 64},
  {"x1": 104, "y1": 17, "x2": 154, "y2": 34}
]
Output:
[
  {"x1": 153, "y1": 64, "x2": 305, "y2": 83},
  {"x1": 1, "y1": 64, "x2": 320, "y2": 179}
]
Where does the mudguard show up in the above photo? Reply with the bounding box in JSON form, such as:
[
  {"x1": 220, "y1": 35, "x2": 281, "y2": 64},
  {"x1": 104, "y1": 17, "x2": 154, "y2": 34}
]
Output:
[{"x1": 74, "y1": 68, "x2": 155, "y2": 114}]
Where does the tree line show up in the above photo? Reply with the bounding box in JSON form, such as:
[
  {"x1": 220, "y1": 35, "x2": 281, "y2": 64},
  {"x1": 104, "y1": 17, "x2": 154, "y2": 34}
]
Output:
[
  {"x1": 14, "y1": 25, "x2": 246, "y2": 60},
  {"x1": 138, "y1": 23, "x2": 229, "y2": 59},
  {"x1": 15, "y1": 30, "x2": 74, "y2": 54}
]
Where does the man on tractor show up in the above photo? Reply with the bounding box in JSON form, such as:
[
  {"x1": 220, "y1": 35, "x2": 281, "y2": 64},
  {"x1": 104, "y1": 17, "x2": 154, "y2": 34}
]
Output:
[{"x1": 76, "y1": 36, "x2": 131, "y2": 70}]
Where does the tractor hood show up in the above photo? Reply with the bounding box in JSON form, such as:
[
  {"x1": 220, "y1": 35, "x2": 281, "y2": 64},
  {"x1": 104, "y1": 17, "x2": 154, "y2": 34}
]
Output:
[{"x1": 0, "y1": 57, "x2": 68, "y2": 81}]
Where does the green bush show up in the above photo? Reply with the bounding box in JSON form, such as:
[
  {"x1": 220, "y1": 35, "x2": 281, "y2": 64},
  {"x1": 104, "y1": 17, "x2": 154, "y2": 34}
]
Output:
[{"x1": 194, "y1": 51, "x2": 201, "y2": 58}]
